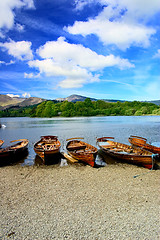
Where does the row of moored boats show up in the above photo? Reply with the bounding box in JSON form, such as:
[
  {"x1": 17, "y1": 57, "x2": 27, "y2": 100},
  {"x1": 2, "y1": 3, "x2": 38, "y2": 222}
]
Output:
[{"x1": 0, "y1": 136, "x2": 160, "y2": 169}]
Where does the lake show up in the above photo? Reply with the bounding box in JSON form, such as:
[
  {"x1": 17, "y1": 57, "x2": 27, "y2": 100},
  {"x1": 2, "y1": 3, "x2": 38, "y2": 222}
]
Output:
[{"x1": 0, "y1": 116, "x2": 160, "y2": 166}]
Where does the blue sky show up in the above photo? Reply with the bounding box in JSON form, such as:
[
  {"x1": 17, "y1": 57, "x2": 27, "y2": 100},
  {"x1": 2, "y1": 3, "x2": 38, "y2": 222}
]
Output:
[{"x1": 0, "y1": 0, "x2": 160, "y2": 101}]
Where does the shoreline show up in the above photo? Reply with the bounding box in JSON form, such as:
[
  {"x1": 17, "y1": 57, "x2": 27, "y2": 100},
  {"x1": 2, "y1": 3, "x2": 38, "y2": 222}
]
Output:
[
  {"x1": 0, "y1": 163, "x2": 159, "y2": 239},
  {"x1": 0, "y1": 114, "x2": 160, "y2": 119}
]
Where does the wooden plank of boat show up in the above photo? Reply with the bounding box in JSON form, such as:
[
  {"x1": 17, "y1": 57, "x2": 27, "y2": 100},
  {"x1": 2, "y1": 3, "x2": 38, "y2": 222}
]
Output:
[
  {"x1": 34, "y1": 135, "x2": 61, "y2": 164},
  {"x1": 61, "y1": 152, "x2": 78, "y2": 163},
  {"x1": 97, "y1": 137, "x2": 159, "y2": 169},
  {"x1": 10, "y1": 139, "x2": 29, "y2": 151},
  {"x1": 66, "y1": 138, "x2": 97, "y2": 167},
  {"x1": 0, "y1": 140, "x2": 4, "y2": 148},
  {"x1": 128, "y1": 135, "x2": 160, "y2": 154}
]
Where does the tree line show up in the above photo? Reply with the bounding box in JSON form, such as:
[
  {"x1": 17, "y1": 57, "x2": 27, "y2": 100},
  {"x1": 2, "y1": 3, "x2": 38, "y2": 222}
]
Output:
[{"x1": 0, "y1": 98, "x2": 160, "y2": 118}]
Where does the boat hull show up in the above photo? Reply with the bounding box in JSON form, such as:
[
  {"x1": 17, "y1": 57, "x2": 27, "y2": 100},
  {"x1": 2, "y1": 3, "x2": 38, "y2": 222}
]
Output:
[
  {"x1": 34, "y1": 148, "x2": 61, "y2": 164},
  {"x1": 97, "y1": 137, "x2": 159, "y2": 169},
  {"x1": 34, "y1": 136, "x2": 61, "y2": 165},
  {"x1": 0, "y1": 139, "x2": 29, "y2": 166},
  {"x1": 128, "y1": 136, "x2": 160, "y2": 154},
  {"x1": 66, "y1": 139, "x2": 97, "y2": 167}
]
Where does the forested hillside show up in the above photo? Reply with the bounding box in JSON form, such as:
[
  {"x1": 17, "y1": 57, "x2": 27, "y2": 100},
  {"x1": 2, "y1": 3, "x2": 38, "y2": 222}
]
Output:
[{"x1": 0, "y1": 98, "x2": 159, "y2": 118}]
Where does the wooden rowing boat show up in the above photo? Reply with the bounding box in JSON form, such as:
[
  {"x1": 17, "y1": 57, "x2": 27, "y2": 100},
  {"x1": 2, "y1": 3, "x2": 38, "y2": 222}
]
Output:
[
  {"x1": 34, "y1": 136, "x2": 61, "y2": 164},
  {"x1": 96, "y1": 137, "x2": 159, "y2": 169},
  {"x1": 0, "y1": 139, "x2": 29, "y2": 165},
  {"x1": 0, "y1": 140, "x2": 4, "y2": 147},
  {"x1": 128, "y1": 135, "x2": 160, "y2": 154},
  {"x1": 66, "y1": 138, "x2": 97, "y2": 167}
]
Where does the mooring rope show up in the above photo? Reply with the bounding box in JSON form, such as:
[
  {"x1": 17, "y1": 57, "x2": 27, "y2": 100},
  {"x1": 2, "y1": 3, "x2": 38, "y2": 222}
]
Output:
[{"x1": 133, "y1": 153, "x2": 159, "y2": 178}]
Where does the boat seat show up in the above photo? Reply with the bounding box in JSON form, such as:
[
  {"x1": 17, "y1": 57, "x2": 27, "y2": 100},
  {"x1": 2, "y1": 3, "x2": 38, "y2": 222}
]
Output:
[
  {"x1": 103, "y1": 145, "x2": 115, "y2": 149},
  {"x1": 67, "y1": 145, "x2": 86, "y2": 151}
]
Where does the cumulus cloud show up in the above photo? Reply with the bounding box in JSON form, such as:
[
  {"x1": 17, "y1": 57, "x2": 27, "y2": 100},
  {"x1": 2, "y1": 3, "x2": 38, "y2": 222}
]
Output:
[
  {"x1": 37, "y1": 37, "x2": 134, "y2": 70},
  {"x1": 153, "y1": 49, "x2": 160, "y2": 59},
  {"x1": 68, "y1": 0, "x2": 159, "y2": 50},
  {"x1": 0, "y1": 0, "x2": 34, "y2": 36},
  {"x1": 75, "y1": 0, "x2": 160, "y2": 20},
  {"x1": 16, "y1": 23, "x2": 25, "y2": 32},
  {"x1": 7, "y1": 93, "x2": 20, "y2": 98},
  {"x1": 66, "y1": 19, "x2": 155, "y2": 50},
  {"x1": 28, "y1": 37, "x2": 134, "y2": 88},
  {"x1": 24, "y1": 72, "x2": 40, "y2": 78},
  {"x1": 22, "y1": 92, "x2": 31, "y2": 98},
  {"x1": 0, "y1": 40, "x2": 33, "y2": 60},
  {"x1": 0, "y1": 60, "x2": 15, "y2": 65}
]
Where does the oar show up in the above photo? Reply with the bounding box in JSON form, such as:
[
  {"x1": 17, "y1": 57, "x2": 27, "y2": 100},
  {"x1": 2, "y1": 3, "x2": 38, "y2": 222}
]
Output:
[
  {"x1": 133, "y1": 169, "x2": 153, "y2": 178},
  {"x1": 66, "y1": 137, "x2": 84, "y2": 141},
  {"x1": 61, "y1": 152, "x2": 78, "y2": 163},
  {"x1": 10, "y1": 139, "x2": 27, "y2": 143}
]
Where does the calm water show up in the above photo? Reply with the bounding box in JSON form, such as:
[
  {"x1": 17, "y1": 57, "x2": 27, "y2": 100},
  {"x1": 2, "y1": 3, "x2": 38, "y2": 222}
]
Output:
[{"x1": 0, "y1": 116, "x2": 160, "y2": 166}]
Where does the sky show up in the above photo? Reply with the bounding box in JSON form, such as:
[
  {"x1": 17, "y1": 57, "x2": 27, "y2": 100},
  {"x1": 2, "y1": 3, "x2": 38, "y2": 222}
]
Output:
[{"x1": 0, "y1": 0, "x2": 160, "y2": 101}]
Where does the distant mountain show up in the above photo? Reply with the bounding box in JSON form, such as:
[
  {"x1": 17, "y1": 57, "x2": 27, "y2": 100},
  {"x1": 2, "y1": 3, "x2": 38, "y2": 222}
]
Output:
[
  {"x1": 0, "y1": 94, "x2": 159, "y2": 110},
  {"x1": 143, "y1": 100, "x2": 160, "y2": 106},
  {"x1": 56, "y1": 95, "x2": 126, "y2": 103},
  {"x1": 103, "y1": 99, "x2": 160, "y2": 105},
  {"x1": 0, "y1": 94, "x2": 25, "y2": 107},
  {"x1": 0, "y1": 94, "x2": 46, "y2": 110},
  {"x1": 56, "y1": 94, "x2": 160, "y2": 105},
  {"x1": 18, "y1": 97, "x2": 46, "y2": 107},
  {"x1": 56, "y1": 94, "x2": 97, "y2": 102}
]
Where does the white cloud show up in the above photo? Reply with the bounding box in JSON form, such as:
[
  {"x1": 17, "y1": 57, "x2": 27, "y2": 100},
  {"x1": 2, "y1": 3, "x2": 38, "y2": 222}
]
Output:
[
  {"x1": 68, "y1": 0, "x2": 159, "y2": 50},
  {"x1": 116, "y1": 0, "x2": 160, "y2": 21},
  {"x1": 16, "y1": 23, "x2": 25, "y2": 32},
  {"x1": 28, "y1": 37, "x2": 134, "y2": 88},
  {"x1": 28, "y1": 58, "x2": 93, "y2": 89},
  {"x1": 24, "y1": 72, "x2": 40, "y2": 78},
  {"x1": 153, "y1": 49, "x2": 160, "y2": 59},
  {"x1": 22, "y1": 92, "x2": 31, "y2": 98},
  {"x1": 0, "y1": 40, "x2": 33, "y2": 60},
  {"x1": 0, "y1": 0, "x2": 35, "y2": 36},
  {"x1": 37, "y1": 37, "x2": 134, "y2": 69},
  {"x1": 75, "y1": 0, "x2": 160, "y2": 20},
  {"x1": 0, "y1": 60, "x2": 15, "y2": 65},
  {"x1": 66, "y1": 19, "x2": 155, "y2": 50},
  {"x1": 24, "y1": 72, "x2": 34, "y2": 78},
  {"x1": 58, "y1": 78, "x2": 88, "y2": 89},
  {"x1": 7, "y1": 93, "x2": 20, "y2": 98}
]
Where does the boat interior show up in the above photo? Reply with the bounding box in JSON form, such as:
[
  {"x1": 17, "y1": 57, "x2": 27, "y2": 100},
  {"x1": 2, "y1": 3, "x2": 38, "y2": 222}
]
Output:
[
  {"x1": 100, "y1": 140, "x2": 151, "y2": 155},
  {"x1": 67, "y1": 141, "x2": 97, "y2": 154}
]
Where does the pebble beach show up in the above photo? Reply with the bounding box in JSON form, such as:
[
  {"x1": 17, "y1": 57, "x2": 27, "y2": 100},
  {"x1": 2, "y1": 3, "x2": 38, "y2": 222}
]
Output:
[{"x1": 0, "y1": 162, "x2": 159, "y2": 240}]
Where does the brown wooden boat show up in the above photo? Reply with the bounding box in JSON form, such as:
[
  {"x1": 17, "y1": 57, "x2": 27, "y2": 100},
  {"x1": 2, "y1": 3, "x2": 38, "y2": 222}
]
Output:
[
  {"x1": 0, "y1": 140, "x2": 4, "y2": 147},
  {"x1": 96, "y1": 137, "x2": 159, "y2": 169},
  {"x1": 128, "y1": 135, "x2": 160, "y2": 154},
  {"x1": 0, "y1": 139, "x2": 29, "y2": 165},
  {"x1": 66, "y1": 138, "x2": 97, "y2": 167},
  {"x1": 34, "y1": 136, "x2": 61, "y2": 164}
]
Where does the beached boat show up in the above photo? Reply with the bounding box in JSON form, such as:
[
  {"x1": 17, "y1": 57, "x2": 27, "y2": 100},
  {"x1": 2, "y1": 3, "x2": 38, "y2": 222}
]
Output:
[
  {"x1": 96, "y1": 137, "x2": 159, "y2": 169},
  {"x1": 0, "y1": 140, "x2": 4, "y2": 147},
  {"x1": 66, "y1": 138, "x2": 97, "y2": 167},
  {"x1": 0, "y1": 139, "x2": 29, "y2": 165},
  {"x1": 34, "y1": 136, "x2": 61, "y2": 164},
  {"x1": 128, "y1": 135, "x2": 160, "y2": 154}
]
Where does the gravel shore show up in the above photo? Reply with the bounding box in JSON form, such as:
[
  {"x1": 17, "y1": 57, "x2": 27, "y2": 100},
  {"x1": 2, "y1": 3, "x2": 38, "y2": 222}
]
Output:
[{"x1": 0, "y1": 162, "x2": 159, "y2": 240}]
